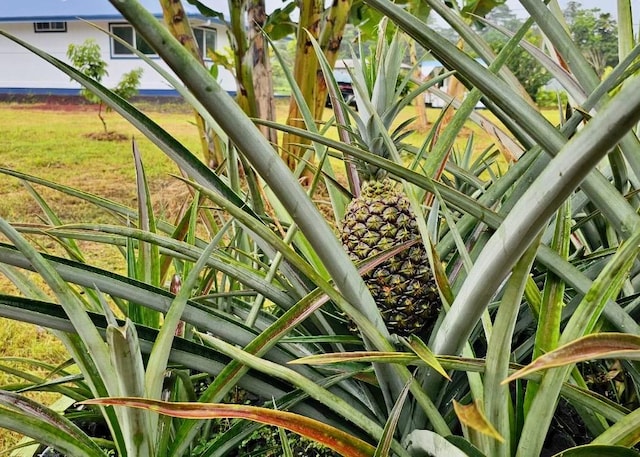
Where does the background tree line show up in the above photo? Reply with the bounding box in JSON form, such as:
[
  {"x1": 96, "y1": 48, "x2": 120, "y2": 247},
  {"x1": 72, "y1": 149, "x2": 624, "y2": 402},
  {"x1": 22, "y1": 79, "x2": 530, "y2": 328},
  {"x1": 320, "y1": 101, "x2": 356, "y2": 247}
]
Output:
[{"x1": 479, "y1": 1, "x2": 619, "y2": 101}]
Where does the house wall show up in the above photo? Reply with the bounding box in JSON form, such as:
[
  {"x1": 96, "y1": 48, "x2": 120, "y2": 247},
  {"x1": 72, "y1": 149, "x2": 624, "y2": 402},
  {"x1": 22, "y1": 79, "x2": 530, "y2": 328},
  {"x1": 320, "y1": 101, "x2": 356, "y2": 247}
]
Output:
[{"x1": 0, "y1": 19, "x2": 236, "y2": 95}]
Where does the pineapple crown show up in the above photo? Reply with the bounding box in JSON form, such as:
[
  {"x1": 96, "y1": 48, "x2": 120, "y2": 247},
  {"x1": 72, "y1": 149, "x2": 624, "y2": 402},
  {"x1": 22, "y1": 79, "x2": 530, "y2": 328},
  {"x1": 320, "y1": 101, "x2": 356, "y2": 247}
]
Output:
[{"x1": 346, "y1": 23, "x2": 419, "y2": 182}]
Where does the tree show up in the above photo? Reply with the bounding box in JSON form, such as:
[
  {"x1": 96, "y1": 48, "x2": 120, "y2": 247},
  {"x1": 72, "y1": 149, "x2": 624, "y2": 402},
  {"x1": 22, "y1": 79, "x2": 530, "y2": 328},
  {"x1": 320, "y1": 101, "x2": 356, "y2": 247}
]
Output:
[
  {"x1": 194, "y1": 0, "x2": 510, "y2": 172},
  {"x1": 248, "y1": 0, "x2": 277, "y2": 144},
  {"x1": 67, "y1": 39, "x2": 143, "y2": 135},
  {"x1": 481, "y1": 4, "x2": 551, "y2": 101},
  {"x1": 564, "y1": 1, "x2": 618, "y2": 77},
  {"x1": 270, "y1": 38, "x2": 296, "y2": 93}
]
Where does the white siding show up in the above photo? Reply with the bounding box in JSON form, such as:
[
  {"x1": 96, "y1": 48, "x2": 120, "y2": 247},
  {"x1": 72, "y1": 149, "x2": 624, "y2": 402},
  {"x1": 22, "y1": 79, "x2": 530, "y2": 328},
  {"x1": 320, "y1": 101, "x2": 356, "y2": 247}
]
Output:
[{"x1": 0, "y1": 19, "x2": 236, "y2": 94}]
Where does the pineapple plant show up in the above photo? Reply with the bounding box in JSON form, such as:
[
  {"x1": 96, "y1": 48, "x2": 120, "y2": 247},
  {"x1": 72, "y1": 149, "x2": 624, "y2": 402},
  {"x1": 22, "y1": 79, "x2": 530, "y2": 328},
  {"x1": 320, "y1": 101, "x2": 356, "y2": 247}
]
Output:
[
  {"x1": 7, "y1": 1, "x2": 640, "y2": 456},
  {"x1": 338, "y1": 32, "x2": 441, "y2": 337}
]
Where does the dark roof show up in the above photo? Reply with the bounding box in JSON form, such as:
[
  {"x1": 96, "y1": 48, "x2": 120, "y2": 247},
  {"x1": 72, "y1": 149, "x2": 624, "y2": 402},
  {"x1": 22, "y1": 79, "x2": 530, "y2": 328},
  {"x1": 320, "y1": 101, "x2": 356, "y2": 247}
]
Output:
[{"x1": 0, "y1": 0, "x2": 220, "y2": 23}]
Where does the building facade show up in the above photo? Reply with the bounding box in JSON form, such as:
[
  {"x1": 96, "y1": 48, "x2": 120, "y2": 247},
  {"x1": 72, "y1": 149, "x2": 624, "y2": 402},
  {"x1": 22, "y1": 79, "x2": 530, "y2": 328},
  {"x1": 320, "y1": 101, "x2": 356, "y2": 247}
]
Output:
[{"x1": 0, "y1": 0, "x2": 235, "y2": 96}]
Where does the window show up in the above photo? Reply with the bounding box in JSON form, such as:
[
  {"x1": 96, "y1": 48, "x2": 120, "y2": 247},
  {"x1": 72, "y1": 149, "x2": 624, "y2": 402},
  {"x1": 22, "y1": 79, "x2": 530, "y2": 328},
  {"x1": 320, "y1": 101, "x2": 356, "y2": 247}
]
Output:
[
  {"x1": 194, "y1": 28, "x2": 217, "y2": 60},
  {"x1": 109, "y1": 24, "x2": 216, "y2": 59},
  {"x1": 34, "y1": 22, "x2": 67, "y2": 33},
  {"x1": 110, "y1": 24, "x2": 155, "y2": 57}
]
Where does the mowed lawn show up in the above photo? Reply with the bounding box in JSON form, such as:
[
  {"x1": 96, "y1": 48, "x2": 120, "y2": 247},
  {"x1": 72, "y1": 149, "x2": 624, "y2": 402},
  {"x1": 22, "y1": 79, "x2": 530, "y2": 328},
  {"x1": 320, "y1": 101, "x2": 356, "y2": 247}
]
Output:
[
  {"x1": 0, "y1": 98, "x2": 512, "y2": 227},
  {"x1": 0, "y1": 97, "x2": 554, "y2": 450},
  {"x1": 0, "y1": 100, "x2": 202, "y2": 451},
  {"x1": 0, "y1": 102, "x2": 199, "y2": 222}
]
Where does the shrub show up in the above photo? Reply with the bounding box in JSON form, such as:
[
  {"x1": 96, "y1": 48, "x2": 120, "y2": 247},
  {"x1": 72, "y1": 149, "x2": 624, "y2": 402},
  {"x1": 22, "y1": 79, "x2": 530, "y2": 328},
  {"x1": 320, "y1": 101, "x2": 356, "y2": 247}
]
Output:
[
  {"x1": 535, "y1": 87, "x2": 569, "y2": 109},
  {"x1": 67, "y1": 39, "x2": 142, "y2": 134}
]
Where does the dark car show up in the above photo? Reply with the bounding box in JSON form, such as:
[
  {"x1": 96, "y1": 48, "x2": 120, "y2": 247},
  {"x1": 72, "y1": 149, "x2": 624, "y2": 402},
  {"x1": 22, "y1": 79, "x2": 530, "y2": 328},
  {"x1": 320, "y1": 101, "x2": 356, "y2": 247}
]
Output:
[{"x1": 325, "y1": 67, "x2": 356, "y2": 107}]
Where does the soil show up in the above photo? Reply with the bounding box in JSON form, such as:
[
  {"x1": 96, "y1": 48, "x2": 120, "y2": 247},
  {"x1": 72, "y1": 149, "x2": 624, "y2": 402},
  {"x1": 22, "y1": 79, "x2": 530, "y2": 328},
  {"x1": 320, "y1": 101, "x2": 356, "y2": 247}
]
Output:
[
  {"x1": 541, "y1": 399, "x2": 591, "y2": 457},
  {"x1": 0, "y1": 94, "x2": 191, "y2": 113},
  {"x1": 85, "y1": 131, "x2": 129, "y2": 141}
]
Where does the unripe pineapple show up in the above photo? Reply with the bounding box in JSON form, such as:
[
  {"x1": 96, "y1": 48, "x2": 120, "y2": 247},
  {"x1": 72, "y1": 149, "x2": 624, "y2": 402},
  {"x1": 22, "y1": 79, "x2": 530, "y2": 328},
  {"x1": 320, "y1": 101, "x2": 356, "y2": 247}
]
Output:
[
  {"x1": 340, "y1": 178, "x2": 440, "y2": 336},
  {"x1": 334, "y1": 30, "x2": 441, "y2": 336}
]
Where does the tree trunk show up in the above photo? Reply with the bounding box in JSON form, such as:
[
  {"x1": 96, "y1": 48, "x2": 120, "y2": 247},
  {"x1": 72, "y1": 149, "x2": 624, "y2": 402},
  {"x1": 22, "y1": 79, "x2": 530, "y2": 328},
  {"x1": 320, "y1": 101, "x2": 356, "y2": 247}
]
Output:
[
  {"x1": 281, "y1": 0, "x2": 323, "y2": 173},
  {"x1": 248, "y1": 0, "x2": 277, "y2": 144},
  {"x1": 159, "y1": 0, "x2": 224, "y2": 168},
  {"x1": 228, "y1": 0, "x2": 258, "y2": 119},
  {"x1": 311, "y1": 0, "x2": 353, "y2": 120}
]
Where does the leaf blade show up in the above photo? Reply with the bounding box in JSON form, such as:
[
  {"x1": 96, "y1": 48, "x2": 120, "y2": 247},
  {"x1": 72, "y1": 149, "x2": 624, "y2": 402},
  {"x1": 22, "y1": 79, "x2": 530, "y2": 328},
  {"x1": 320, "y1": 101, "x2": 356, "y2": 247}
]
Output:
[
  {"x1": 453, "y1": 401, "x2": 504, "y2": 443},
  {"x1": 504, "y1": 333, "x2": 640, "y2": 384},
  {"x1": 82, "y1": 397, "x2": 376, "y2": 457}
]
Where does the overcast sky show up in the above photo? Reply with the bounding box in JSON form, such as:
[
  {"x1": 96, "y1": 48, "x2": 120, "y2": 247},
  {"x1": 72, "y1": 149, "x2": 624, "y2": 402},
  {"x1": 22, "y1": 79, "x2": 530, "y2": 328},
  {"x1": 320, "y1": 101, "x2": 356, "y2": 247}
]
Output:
[
  {"x1": 261, "y1": 0, "x2": 640, "y2": 20},
  {"x1": 507, "y1": 0, "x2": 640, "y2": 18},
  {"x1": 260, "y1": 0, "x2": 639, "y2": 24}
]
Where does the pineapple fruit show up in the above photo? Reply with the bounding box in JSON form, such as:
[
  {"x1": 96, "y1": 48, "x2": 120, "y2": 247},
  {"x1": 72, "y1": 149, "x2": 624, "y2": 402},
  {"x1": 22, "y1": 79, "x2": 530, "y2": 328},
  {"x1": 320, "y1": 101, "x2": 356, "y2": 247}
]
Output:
[
  {"x1": 334, "y1": 29, "x2": 441, "y2": 337},
  {"x1": 340, "y1": 178, "x2": 440, "y2": 337}
]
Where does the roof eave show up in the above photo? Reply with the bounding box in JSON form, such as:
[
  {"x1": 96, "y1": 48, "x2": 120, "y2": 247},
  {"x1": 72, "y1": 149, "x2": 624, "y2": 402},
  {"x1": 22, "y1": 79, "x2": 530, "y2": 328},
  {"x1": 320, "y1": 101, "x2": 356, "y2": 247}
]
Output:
[{"x1": 0, "y1": 13, "x2": 220, "y2": 25}]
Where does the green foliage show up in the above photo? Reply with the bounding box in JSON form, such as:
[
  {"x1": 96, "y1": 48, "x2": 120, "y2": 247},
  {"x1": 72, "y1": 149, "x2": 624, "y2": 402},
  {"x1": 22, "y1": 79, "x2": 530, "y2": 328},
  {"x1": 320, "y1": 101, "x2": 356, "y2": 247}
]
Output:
[
  {"x1": 66, "y1": 39, "x2": 143, "y2": 132},
  {"x1": 503, "y1": 36, "x2": 551, "y2": 101},
  {"x1": 460, "y1": 0, "x2": 507, "y2": 28},
  {"x1": 263, "y1": 1, "x2": 297, "y2": 40},
  {"x1": 67, "y1": 39, "x2": 108, "y2": 105},
  {"x1": 564, "y1": 1, "x2": 618, "y2": 77},
  {"x1": 535, "y1": 88, "x2": 569, "y2": 109},
  {"x1": 270, "y1": 38, "x2": 296, "y2": 94},
  {"x1": 481, "y1": 4, "x2": 551, "y2": 101},
  {"x1": 3, "y1": 0, "x2": 640, "y2": 456},
  {"x1": 113, "y1": 68, "x2": 144, "y2": 101}
]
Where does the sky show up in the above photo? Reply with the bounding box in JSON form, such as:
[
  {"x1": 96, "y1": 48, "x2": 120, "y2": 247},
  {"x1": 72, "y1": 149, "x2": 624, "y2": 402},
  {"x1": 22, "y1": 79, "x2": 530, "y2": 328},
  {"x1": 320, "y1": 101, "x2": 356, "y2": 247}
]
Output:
[
  {"x1": 258, "y1": 0, "x2": 640, "y2": 28},
  {"x1": 260, "y1": 0, "x2": 640, "y2": 21},
  {"x1": 507, "y1": 0, "x2": 639, "y2": 19}
]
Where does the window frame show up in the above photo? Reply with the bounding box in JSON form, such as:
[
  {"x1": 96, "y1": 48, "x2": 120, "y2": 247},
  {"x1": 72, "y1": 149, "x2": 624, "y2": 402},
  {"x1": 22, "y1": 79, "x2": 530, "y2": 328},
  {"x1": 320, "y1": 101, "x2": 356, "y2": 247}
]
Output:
[
  {"x1": 193, "y1": 27, "x2": 217, "y2": 61},
  {"x1": 109, "y1": 23, "x2": 158, "y2": 59},
  {"x1": 33, "y1": 22, "x2": 67, "y2": 33},
  {"x1": 109, "y1": 22, "x2": 216, "y2": 60}
]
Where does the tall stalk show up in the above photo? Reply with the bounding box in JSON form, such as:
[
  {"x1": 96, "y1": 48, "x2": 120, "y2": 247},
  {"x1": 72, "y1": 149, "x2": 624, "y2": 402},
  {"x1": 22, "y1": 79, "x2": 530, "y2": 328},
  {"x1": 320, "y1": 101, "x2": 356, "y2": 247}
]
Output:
[
  {"x1": 228, "y1": 0, "x2": 258, "y2": 118},
  {"x1": 281, "y1": 0, "x2": 323, "y2": 171},
  {"x1": 159, "y1": 0, "x2": 222, "y2": 167},
  {"x1": 248, "y1": 0, "x2": 277, "y2": 143}
]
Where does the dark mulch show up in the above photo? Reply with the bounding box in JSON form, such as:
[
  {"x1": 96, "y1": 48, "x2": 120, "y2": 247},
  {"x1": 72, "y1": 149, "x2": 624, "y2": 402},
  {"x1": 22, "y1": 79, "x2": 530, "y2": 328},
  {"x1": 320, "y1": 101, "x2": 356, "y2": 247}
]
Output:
[
  {"x1": 85, "y1": 131, "x2": 129, "y2": 142},
  {"x1": 0, "y1": 93, "x2": 191, "y2": 113}
]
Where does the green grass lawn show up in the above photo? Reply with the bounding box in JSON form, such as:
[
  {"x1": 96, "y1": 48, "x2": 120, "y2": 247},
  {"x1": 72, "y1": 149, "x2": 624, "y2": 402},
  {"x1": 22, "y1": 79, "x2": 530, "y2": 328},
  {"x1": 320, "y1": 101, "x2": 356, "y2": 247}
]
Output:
[
  {"x1": 0, "y1": 97, "x2": 558, "y2": 451},
  {"x1": 0, "y1": 100, "x2": 202, "y2": 451},
  {"x1": 0, "y1": 102, "x2": 199, "y2": 221}
]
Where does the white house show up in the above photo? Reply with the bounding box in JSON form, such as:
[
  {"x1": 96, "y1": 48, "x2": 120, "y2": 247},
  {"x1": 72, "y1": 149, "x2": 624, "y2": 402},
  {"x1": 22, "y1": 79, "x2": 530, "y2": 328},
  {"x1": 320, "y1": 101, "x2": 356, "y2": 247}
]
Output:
[
  {"x1": 421, "y1": 59, "x2": 485, "y2": 109},
  {"x1": 0, "y1": 0, "x2": 236, "y2": 97},
  {"x1": 421, "y1": 60, "x2": 450, "y2": 108}
]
